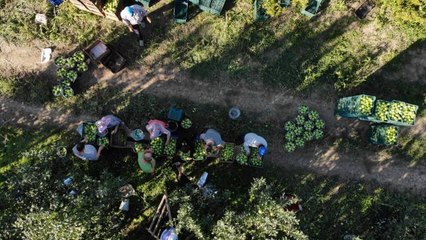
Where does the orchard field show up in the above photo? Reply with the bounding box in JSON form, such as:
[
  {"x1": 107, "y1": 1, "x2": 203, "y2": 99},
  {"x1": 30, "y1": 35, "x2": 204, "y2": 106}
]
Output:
[{"x1": 0, "y1": 0, "x2": 425, "y2": 239}]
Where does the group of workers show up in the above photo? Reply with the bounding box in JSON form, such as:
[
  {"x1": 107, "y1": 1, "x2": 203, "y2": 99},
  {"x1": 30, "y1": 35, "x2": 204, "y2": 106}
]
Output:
[
  {"x1": 72, "y1": 114, "x2": 268, "y2": 177},
  {"x1": 72, "y1": 115, "x2": 170, "y2": 161}
]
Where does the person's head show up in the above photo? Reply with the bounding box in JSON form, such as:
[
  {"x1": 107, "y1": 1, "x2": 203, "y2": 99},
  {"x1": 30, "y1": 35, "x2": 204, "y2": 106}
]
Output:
[
  {"x1": 76, "y1": 142, "x2": 85, "y2": 153},
  {"x1": 258, "y1": 145, "x2": 267, "y2": 157},
  {"x1": 95, "y1": 120, "x2": 108, "y2": 135},
  {"x1": 144, "y1": 152, "x2": 153, "y2": 161},
  {"x1": 146, "y1": 123, "x2": 153, "y2": 133},
  {"x1": 205, "y1": 143, "x2": 213, "y2": 153}
]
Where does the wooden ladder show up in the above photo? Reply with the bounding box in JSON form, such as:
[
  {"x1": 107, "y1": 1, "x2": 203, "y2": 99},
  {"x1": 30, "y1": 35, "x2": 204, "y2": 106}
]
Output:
[{"x1": 146, "y1": 195, "x2": 173, "y2": 240}]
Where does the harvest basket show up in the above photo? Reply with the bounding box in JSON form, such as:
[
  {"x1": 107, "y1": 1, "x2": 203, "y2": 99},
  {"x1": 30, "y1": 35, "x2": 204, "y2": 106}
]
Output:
[
  {"x1": 219, "y1": 142, "x2": 236, "y2": 163},
  {"x1": 248, "y1": 146, "x2": 263, "y2": 168},
  {"x1": 368, "y1": 125, "x2": 399, "y2": 146},
  {"x1": 174, "y1": 0, "x2": 189, "y2": 23},
  {"x1": 368, "y1": 100, "x2": 418, "y2": 126},
  {"x1": 193, "y1": 140, "x2": 206, "y2": 161},
  {"x1": 336, "y1": 94, "x2": 376, "y2": 119}
]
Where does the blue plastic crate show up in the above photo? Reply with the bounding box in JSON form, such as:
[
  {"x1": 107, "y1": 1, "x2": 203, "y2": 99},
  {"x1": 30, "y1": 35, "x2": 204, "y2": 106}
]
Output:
[{"x1": 168, "y1": 107, "x2": 184, "y2": 122}]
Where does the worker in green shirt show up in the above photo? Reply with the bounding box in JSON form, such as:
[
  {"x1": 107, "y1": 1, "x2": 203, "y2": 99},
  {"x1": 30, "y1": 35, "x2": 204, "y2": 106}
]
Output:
[{"x1": 137, "y1": 148, "x2": 156, "y2": 175}]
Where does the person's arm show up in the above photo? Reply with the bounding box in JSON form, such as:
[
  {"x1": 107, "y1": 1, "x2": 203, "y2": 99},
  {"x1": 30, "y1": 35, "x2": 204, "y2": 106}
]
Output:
[
  {"x1": 243, "y1": 142, "x2": 250, "y2": 156},
  {"x1": 161, "y1": 126, "x2": 171, "y2": 144},
  {"x1": 146, "y1": 124, "x2": 154, "y2": 139},
  {"x1": 111, "y1": 124, "x2": 119, "y2": 134},
  {"x1": 122, "y1": 19, "x2": 133, "y2": 32}
]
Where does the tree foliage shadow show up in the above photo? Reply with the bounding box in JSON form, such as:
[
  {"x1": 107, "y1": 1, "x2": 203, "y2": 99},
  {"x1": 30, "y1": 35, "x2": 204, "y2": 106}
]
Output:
[
  {"x1": 350, "y1": 39, "x2": 426, "y2": 113},
  {"x1": 182, "y1": 13, "x2": 362, "y2": 92}
]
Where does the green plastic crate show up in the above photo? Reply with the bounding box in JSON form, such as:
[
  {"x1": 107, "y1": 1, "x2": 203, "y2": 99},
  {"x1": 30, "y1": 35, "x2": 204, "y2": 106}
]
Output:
[
  {"x1": 168, "y1": 107, "x2": 184, "y2": 122},
  {"x1": 235, "y1": 146, "x2": 249, "y2": 166},
  {"x1": 336, "y1": 94, "x2": 376, "y2": 119},
  {"x1": 199, "y1": 0, "x2": 212, "y2": 12},
  {"x1": 371, "y1": 100, "x2": 418, "y2": 126},
  {"x1": 136, "y1": 0, "x2": 151, "y2": 7},
  {"x1": 174, "y1": 0, "x2": 189, "y2": 23},
  {"x1": 387, "y1": 100, "x2": 418, "y2": 126},
  {"x1": 193, "y1": 141, "x2": 206, "y2": 161},
  {"x1": 248, "y1": 147, "x2": 263, "y2": 168},
  {"x1": 368, "y1": 125, "x2": 399, "y2": 146},
  {"x1": 219, "y1": 142, "x2": 235, "y2": 162},
  {"x1": 280, "y1": 0, "x2": 290, "y2": 7},
  {"x1": 209, "y1": 0, "x2": 226, "y2": 15},
  {"x1": 301, "y1": 0, "x2": 323, "y2": 17},
  {"x1": 253, "y1": 0, "x2": 269, "y2": 20}
]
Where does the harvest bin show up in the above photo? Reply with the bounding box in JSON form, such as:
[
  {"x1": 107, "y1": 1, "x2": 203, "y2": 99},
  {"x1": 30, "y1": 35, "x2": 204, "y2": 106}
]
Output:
[
  {"x1": 253, "y1": 0, "x2": 269, "y2": 20},
  {"x1": 301, "y1": 0, "x2": 323, "y2": 18},
  {"x1": 197, "y1": 0, "x2": 226, "y2": 15},
  {"x1": 247, "y1": 146, "x2": 263, "y2": 168},
  {"x1": 174, "y1": 0, "x2": 189, "y2": 23},
  {"x1": 336, "y1": 94, "x2": 376, "y2": 119},
  {"x1": 193, "y1": 140, "x2": 206, "y2": 161},
  {"x1": 70, "y1": 0, "x2": 124, "y2": 21},
  {"x1": 360, "y1": 100, "x2": 419, "y2": 126},
  {"x1": 219, "y1": 142, "x2": 236, "y2": 163},
  {"x1": 368, "y1": 125, "x2": 399, "y2": 146},
  {"x1": 373, "y1": 100, "x2": 418, "y2": 126},
  {"x1": 84, "y1": 40, "x2": 126, "y2": 73}
]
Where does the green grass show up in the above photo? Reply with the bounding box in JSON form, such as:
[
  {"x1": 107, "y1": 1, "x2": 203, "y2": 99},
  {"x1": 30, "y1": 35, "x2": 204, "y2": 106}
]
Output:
[
  {"x1": 0, "y1": 74, "x2": 54, "y2": 104},
  {"x1": 154, "y1": 0, "x2": 426, "y2": 92},
  {"x1": 0, "y1": 0, "x2": 122, "y2": 45}
]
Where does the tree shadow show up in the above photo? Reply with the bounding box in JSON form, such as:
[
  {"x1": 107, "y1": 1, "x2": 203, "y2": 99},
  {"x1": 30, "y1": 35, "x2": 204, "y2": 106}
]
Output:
[
  {"x1": 350, "y1": 38, "x2": 426, "y2": 111},
  {"x1": 181, "y1": 12, "x2": 360, "y2": 92}
]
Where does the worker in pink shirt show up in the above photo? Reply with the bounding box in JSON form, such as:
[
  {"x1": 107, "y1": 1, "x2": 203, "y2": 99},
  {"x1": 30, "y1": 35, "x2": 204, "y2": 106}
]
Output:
[{"x1": 146, "y1": 120, "x2": 171, "y2": 144}]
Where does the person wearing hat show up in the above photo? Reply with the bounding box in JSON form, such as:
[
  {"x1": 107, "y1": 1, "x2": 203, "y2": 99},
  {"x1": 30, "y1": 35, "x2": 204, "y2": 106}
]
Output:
[
  {"x1": 243, "y1": 132, "x2": 267, "y2": 159},
  {"x1": 146, "y1": 119, "x2": 171, "y2": 144},
  {"x1": 200, "y1": 128, "x2": 224, "y2": 153},
  {"x1": 120, "y1": 4, "x2": 151, "y2": 47},
  {"x1": 137, "y1": 148, "x2": 156, "y2": 175}
]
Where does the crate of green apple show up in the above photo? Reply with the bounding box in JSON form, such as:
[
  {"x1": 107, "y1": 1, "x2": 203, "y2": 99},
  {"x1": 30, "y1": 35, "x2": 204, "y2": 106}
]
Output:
[
  {"x1": 83, "y1": 122, "x2": 98, "y2": 143},
  {"x1": 235, "y1": 146, "x2": 248, "y2": 166},
  {"x1": 248, "y1": 146, "x2": 263, "y2": 168},
  {"x1": 193, "y1": 140, "x2": 206, "y2": 161},
  {"x1": 368, "y1": 125, "x2": 399, "y2": 146},
  {"x1": 151, "y1": 137, "x2": 165, "y2": 157},
  {"x1": 52, "y1": 51, "x2": 89, "y2": 98},
  {"x1": 372, "y1": 100, "x2": 418, "y2": 126},
  {"x1": 336, "y1": 94, "x2": 376, "y2": 119},
  {"x1": 219, "y1": 143, "x2": 236, "y2": 162},
  {"x1": 164, "y1": 138, "x2": 177, "y2": 158}
]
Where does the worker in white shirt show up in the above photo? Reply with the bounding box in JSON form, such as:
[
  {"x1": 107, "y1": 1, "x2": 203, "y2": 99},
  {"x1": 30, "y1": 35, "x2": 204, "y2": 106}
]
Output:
[
  {"x1": 120, "y1": 4, "x2": 151, "y2": 47},
  {"x1": 243, "y1": 132, "x2": 267, "y2": 158}
]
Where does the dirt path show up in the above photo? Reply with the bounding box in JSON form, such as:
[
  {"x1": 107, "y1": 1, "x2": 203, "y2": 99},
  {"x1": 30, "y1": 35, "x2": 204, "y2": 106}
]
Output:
[
  {"x1": 1, "y1": 44, "x2": 425, "y2": 194},
  {"x1": 0, "y1": 97, "x2": 95, "y2": 129},
  {"x1": 92, "y1": 61, "x2": 426, "y2": 194}
]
